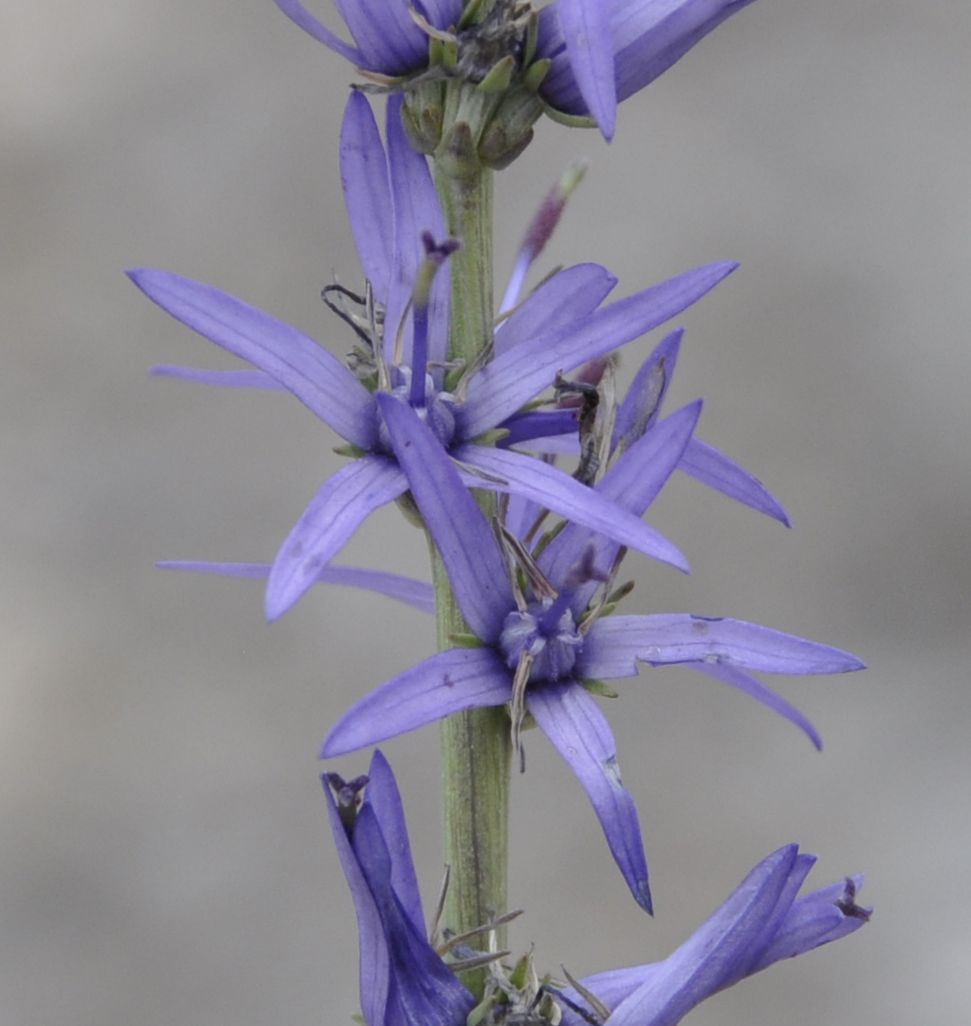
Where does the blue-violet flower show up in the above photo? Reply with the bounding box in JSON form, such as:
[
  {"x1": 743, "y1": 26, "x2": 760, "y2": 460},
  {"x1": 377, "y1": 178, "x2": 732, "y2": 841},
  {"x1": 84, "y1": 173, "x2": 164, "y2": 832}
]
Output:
[
  {"x1": 326, "y1": 754, "x2": 869, "y2": 1026},
  {"x1": 321, "y1": 396, "x2": 864, "y2": 909},
  {"x1": 131, "y1": 92, "x2": 736, "y2": 620}
]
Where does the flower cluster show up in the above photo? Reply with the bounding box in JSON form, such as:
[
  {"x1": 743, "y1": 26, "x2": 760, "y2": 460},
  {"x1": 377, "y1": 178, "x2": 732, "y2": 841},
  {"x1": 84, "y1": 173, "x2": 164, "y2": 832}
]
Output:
[
  {"x1": 327, "y1": 750, "x2": 869, "y2": 1026},
  {"x1": 274, "y1": 0, "x2": 759, "y2": 141},
  {"x1": 135, "y1": 2, "x2": 869, "y2": 1024}
]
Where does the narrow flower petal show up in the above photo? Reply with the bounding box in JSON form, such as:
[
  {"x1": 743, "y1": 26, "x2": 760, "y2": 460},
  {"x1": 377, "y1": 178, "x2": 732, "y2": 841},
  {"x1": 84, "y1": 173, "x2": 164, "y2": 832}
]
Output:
[
  {"x1": 376, "y1": 394, "x2": 515, "y2": 642},
  {"x1": 495, "y1": 263, "x2": 617, "y2": 356},
  {"x1": 341, "y1": 92, "x2": 393, "y2": 300},
  {"x1": 157, "y1": 560, "x2": 434, "y2": 614},
  {"x1": 554, "y1": 0, "x2": 618, "y2": 138},
  {"x1": 609, "y1": 0, "x2": 759, "y2": 107},
  {"x1": 272, "y1": 0, "x2": 363, "y2": 64},
  {"x1": 579, "y1": 615, "x2": 865, "y2": 678},
  {"x1": 538, "y1": 400, "x2": 702, "y2": 594},
  {"x1": 322, "y1": 778, "x2": 390, "y2": 1026},
  {"x1": 150, "y1": 365, "x2": 281, "y2": 389},
  {"x1": 351, "y1": 804, "x2": 476, "y2": 1026},
  {"x1": 334, "y1": 0, "x2": 431, "y2": 75},
  {"x1": 128, "y1": 269, "x2": 378, "y2": 450},
  {"x1": 322, "y1": 648, "x2": 512, "y2": 757},
  {"x1": 266, "y1": 457, "x2": 408, "y2": 621},
  {"x1": 456, "y1": 444, "x2": 689, "y2": 573},
  {"x1": 364, "y1": 750, "x2": 425, "y2": 938},
  {"x1": 528, "y1": 682, "x2": 652, "y2": 912},
  {"x1": 538, "y1": 0, "x2": 758, "y2": 121},
  {"x1": 680, "y1": 437, "x2": 790, "y2": 526},
  {"x1": 384, "y1": 96, "x2": 450, "y2": 369},
  {"x1": 461, "y1": 262, "x2": 736, "y2": 438},
  {"x1": 689, "y1": 661, "x2": 822, "y2": 750}
]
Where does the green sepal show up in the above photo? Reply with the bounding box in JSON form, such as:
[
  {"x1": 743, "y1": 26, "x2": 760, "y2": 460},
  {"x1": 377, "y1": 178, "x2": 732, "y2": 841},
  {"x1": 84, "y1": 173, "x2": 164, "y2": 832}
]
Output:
[
  {"x1": 395, "y1": 490, "x2": 425, "y2": 529},
  {"x1": 477, "y1": 55, "x2": 516, "y2": 94},
  {"x1": 512, "y1": 708, "x2": 536, "y2": 733},
  {"x1": 441, "y1": 37, "x2": 460, "y2": 70},
  {"x1": 606, "y1": 579, "x2": 636, "y2": 605},
  {"x1": 470, "y1": 427, "x2": 510, "y2": 446},
  {"x1": 522, "y1": 12, "x2": 539, "y2": 67},
  {"x1": 465, "y1": 992, "x2": 493, "y2": 1026},
  {"x1": 523, "y1": 57, "x2": 551, "y2": 92},
  {"x1": 480, "y1": 126, "x2": 533, "y2": 170},
  {"x1": 478, "y1": 87, "x2": 544, "y2": 168},
  {"x1": 458, "y1": 0, "x2": 490, "y2": 31},
  {"x1": 508, "y1": 951, "x2": 532, "y2": 990},
  {"x1": 333, "y1": 443, "x2": 367, "y2": 458},
  {"x1": 542, "y1": 103, "x2": 597, "y2": 130},
  {"x1": 403, "y1": 106, "x2": 441, "y2": 155},
  {"x1": 582, "y1": 679, "x2": 620, "y2": 700},
  {"x1": 449, "y1": 632, "x2": 485, "y2": 649},
  {"x1": 429, "y1": 34, "x2": 447, "y2": 66}
]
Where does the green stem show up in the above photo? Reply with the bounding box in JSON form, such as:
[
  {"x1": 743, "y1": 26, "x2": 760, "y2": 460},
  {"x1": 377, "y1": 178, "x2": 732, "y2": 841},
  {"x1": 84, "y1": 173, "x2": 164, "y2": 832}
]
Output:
[
  {"x1": 433, "y1": 160, "x2": 494, "y2": 367},
  {"x1": 434, "y1": 549, "x2": 510, "y2": 954},
  {"x1": 430, "y1": 158, "x2": 510, "y2": 991}
]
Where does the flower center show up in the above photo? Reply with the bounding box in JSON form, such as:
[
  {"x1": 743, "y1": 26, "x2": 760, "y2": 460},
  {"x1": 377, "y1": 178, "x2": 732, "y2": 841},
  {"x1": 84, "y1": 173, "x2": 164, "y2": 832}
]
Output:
[
  {"x1": 499, "y1": 600, "x2": 583, "y2": 684},
  {"x1": 376, "y1": 372, "x2": 458, "y2": 452}
]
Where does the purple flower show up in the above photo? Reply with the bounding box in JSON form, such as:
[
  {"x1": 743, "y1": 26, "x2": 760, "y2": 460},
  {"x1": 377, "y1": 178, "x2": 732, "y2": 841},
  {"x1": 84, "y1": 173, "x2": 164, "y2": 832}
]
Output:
[
  {"x1": 131, "y1": 92, "x2": 736, "y2": 621},
  {"x1": 554, "y1": 844, "x2": 870, "y2": 1026},
  {"x1": 323, "y1": 749, "x2": 475, "y2": 1026},
  {"x1": 538, "y1": 0, "x2": 758, "y2": 140},
  {"x1": 327, "y1": 757, "x2": 869, "y2": 1026},
  {"x1": 321, "y1": 396, "x2": 864, "y2": 909},
  {"x1": 272, "y1": 0, "x2": 463, "y2": 76}
]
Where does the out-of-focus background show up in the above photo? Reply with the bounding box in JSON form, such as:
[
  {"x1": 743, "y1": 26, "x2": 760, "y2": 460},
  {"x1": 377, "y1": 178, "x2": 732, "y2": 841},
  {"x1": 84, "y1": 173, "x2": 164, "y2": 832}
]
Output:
[{"x1": 3, "y1": 2, "x2": 968, "y2": 1024}]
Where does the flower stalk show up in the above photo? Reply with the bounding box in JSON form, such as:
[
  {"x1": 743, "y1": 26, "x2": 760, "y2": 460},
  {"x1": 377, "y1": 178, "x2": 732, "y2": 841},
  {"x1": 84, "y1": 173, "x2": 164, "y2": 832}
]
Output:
[
  {"x1": 431, "y1": 145, "x2": 508, "y2": 991},
  {"x1": 432, "y1": 158, "x2": 494, "y2": 368}
]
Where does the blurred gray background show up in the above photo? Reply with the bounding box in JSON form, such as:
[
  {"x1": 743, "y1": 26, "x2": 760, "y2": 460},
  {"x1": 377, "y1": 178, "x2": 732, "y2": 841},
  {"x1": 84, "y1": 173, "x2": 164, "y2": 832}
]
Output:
[{"x1": 3, "y1": 1, "x2": 969, "y2": 1024}]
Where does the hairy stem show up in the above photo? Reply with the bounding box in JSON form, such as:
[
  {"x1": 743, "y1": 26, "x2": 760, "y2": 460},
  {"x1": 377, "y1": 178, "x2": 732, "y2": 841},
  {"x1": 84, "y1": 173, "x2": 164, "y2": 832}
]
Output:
[
  {"x1": 431, "y1": 158, "x2": 509, "y2": 995},
  {"x1": 434, "y1": 160, "x2": 494, "y2": 367}
]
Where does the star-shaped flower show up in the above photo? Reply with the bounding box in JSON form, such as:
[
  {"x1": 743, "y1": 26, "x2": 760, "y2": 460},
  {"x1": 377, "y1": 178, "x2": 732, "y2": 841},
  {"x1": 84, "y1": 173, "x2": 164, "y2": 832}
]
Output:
[
  {"x1": 132, "y1": 92, "x2": 735, "y2": 621},
  {"x1": 321, "y1": 397, "x2": 863, "y2": 909}
]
